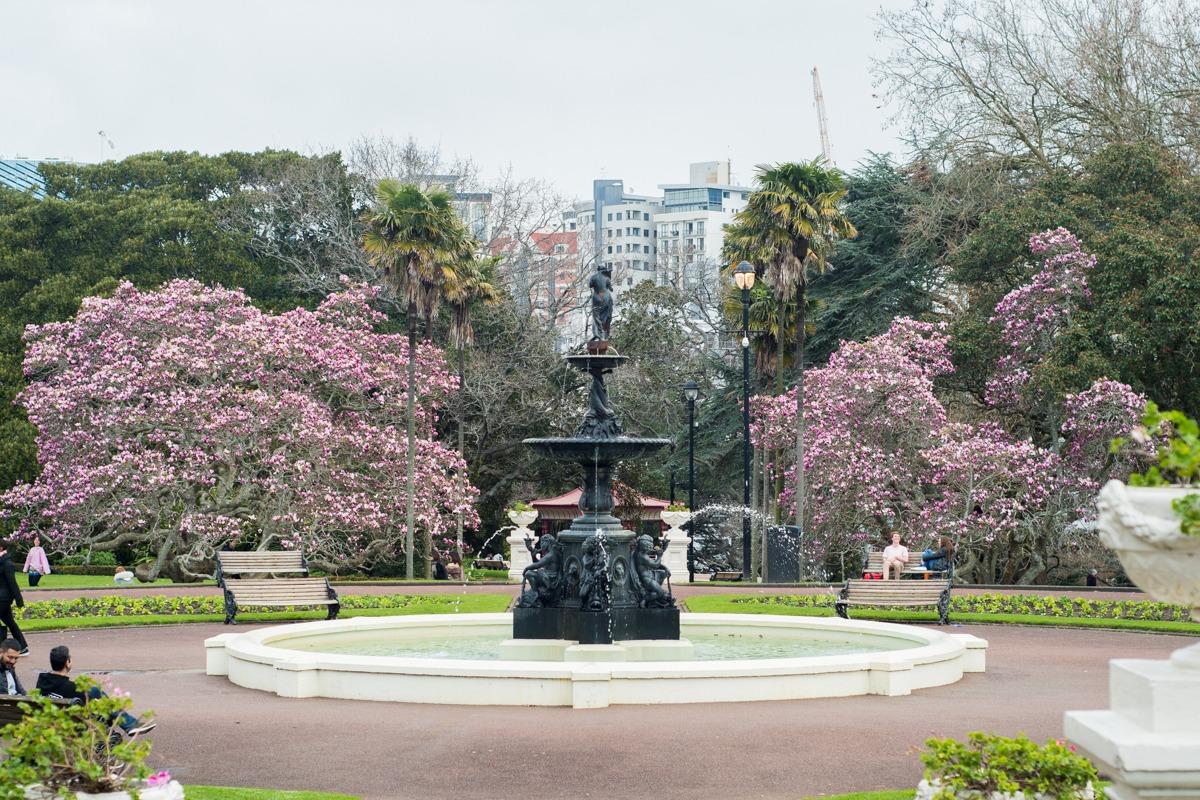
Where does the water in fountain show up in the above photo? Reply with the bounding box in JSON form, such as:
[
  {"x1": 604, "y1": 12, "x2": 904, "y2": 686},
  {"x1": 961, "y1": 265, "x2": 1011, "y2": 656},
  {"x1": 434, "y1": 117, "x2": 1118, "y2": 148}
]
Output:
[{"x1": 689, "y1": 504, "x2": 826, "y2": 582}]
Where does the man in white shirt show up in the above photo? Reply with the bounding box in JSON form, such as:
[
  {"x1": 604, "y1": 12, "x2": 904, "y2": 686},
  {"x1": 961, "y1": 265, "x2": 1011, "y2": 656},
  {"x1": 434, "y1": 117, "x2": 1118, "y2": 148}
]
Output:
[
  {"x1": 1, "y1": 638, "x2": 25, "y2": 695},
  {"x1": 881, "y1": 533, "x2": 909, "y2": 580}
]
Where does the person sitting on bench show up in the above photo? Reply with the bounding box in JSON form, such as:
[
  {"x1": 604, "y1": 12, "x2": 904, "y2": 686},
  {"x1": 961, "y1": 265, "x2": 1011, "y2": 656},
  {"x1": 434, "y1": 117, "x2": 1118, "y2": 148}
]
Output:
[
  {"x1": 921, "y1": 536, "x2": 955, "y2": 572},
  {"x1": 881, "y1": 532, "x2": 910, "y2": 580},
  {"x1": 1, "y1": 638, "x2": 25, "y2": 696},
  {"x1": 35, "y1": 645, "x2": 156, "y2": 736}
]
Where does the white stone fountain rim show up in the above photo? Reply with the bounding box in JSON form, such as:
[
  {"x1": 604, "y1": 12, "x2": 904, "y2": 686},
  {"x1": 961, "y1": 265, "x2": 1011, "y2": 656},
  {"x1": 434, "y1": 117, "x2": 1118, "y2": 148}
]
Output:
[{"x1": 207, "y1": 613, "x2": 986, "y2": 706}]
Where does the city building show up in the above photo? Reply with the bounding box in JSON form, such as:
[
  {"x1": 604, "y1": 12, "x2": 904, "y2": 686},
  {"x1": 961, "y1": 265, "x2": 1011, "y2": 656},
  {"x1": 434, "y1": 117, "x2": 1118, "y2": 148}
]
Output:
[
  {"x1": 419, "y1": 173, "x2": 492, "y2": 242},
  {"x1": 0, "y1": 159, "x2": 53, "y2": 199},
  {"x1": 654, "y1": 161, "x2": 751, "y2": 290}
]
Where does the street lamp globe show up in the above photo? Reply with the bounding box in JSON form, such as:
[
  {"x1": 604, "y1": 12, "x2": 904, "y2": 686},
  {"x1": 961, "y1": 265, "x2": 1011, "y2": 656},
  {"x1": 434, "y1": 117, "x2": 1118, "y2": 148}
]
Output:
[
  {"x1": 733, "y1": 261, "x2": 756, "y2": 290},
  {"x1": 682, "y1": 380, "x2": 700, "y2": 403}
]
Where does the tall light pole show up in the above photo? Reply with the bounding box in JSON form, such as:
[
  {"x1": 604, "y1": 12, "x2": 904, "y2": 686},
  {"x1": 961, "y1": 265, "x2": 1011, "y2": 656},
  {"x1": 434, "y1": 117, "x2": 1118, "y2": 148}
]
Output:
[
  {"x1": 683, "y1": 379, "x2": 700, "y2": 583},
  {"x1": 733, "y1": 261, "x2": 756, "y2": 582}
]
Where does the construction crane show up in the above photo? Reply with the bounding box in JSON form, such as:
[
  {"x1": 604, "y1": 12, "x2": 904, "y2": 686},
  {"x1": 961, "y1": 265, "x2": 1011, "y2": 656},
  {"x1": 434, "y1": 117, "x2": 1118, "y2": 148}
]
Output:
[{"x1": 811, "y1": 67, "x2": 833, "y2": 164}]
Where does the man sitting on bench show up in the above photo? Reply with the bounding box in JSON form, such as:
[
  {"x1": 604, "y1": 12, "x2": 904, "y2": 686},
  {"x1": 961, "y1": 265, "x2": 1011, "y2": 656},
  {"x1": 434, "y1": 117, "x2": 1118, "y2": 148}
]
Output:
[
  {"x1": 35, "y1": 645, "x2": 156, "y2": 737},
  {"x1": 881, "y1": 532, "x2": 910, "y2": 580},
  {"x1": 1, "y1": 638, "x2": 25, "y2": 696}
]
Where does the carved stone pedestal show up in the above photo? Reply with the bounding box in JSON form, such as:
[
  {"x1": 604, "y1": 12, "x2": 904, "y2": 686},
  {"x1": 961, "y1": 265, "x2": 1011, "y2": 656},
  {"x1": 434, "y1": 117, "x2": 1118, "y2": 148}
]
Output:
[
  {"x1": 506, "y1": 509, "x2": 538, "y2": 583},
  {"x1": 659, "y1": 510, "x2": 692, "y2": 581}
]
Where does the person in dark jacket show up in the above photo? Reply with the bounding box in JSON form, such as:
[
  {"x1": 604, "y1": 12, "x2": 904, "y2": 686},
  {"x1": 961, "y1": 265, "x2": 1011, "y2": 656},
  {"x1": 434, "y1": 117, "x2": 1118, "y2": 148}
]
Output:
[
  {"x1": 921, "y1": 535, "x2": 956, "y2": 573},
  {"x1": 1, "y1": 638, "x2": 25, "y2": 695},
  {"x1": 35, "y1": 645, "x2": 155, "y2": 736},
  {"x1": 0, "y1": 540, "x2": 27, "y2": 654}
]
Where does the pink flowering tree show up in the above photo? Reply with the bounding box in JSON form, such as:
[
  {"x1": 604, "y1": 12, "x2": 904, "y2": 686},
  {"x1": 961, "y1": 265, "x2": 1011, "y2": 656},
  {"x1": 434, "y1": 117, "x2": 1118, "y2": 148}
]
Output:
[
  {"x1": 752, "y1": 313, "x2": 1145, "y2": 582},
  {"x1": 985, "y1": 227, "x2": 1096, "y2": 411},
  {"x1": 1, "y1": 279, "x2": 478, "y2": 581}
]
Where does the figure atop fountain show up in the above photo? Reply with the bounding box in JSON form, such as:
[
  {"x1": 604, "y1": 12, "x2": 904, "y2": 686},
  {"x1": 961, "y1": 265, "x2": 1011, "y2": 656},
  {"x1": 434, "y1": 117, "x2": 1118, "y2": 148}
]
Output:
[
  {"x1": 578, "y1": 534, "x2": 610, "y2": 612},
  {"x1": 517, "y1": 534, "x2": 563, "y2": 608},
  {"x1": 631, "y1": 534, "x2": 674, "y2": 608},
  {"x1": 588, "y1": 264, "x2": 614, "y2": 349}
]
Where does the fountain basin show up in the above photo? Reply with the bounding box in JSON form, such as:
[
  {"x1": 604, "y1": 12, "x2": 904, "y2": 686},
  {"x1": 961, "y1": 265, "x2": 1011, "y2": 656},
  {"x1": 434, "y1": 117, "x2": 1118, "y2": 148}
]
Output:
[
  {"x1": 205, "y1": 613, "x2": 987, "y2": 709},
  {"x1": 523, "y1": 436, "x2": 671, "y2": 462}
]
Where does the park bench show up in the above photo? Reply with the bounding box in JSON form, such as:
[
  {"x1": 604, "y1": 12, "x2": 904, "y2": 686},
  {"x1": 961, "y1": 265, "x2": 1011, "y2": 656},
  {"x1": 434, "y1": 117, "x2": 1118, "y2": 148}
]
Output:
[
  {"x1": 216, "y1": 550, "x2": 340, "y2": 625},
  {"x1": 0, "y1": 694, "x2": 75, "y2": 727},
  {"x1": 472, "y1": 558, "x2": 507, "y2": 570},
  {"x1": 863, "y1": 551, "x2": 951, "y2": 579},
  {"x1": 835, "y1": 577, "x2": 953, "y2": 624},
  {"x1": 713, "y1": 571, "x2": 743, "y2": 581}
]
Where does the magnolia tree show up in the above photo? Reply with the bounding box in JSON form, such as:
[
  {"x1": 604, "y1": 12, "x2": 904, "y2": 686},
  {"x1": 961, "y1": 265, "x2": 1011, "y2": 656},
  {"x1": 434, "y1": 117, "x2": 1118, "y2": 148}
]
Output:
[
  {"x1": 2, "y1": 280, "x2": 478, "y2": 581},
  {"x1": 752, "y1": 308, "x2": 1145, "y2": 582}
]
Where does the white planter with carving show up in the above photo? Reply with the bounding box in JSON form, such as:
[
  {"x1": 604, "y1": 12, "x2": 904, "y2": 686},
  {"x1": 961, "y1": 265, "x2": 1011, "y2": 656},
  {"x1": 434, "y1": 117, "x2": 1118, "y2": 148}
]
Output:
[
  {"x1": 25, "y1": 780, "x2": 185, "y2": 800},
  {"x1": 659, "y1": 510, "x2": 692, "y2": 583},
  {"x1": 1064, "y1": 479, "x2": 1200, "y2": 800},
  {"x1": 915, "y1": 778, "x2": 1094, "y2": 800},
  {"x1": 506, "y1": 509, "x2": 539, "y2": 583}
]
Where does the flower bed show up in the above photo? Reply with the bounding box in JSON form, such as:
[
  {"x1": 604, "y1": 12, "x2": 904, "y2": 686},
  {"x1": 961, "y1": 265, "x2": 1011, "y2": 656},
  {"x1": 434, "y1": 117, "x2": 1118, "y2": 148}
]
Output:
[
  {"x1": 735, "y1": 592, "x2": 1194, "y2": 622},
  {"x1": 16, "y1": 593, "x2": 474, "y2": 620}
]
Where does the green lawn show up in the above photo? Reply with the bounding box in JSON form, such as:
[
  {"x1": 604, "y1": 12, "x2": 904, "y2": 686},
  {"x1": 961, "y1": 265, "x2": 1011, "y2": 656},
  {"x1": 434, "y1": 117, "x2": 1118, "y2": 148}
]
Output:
[
  {"x1": 684, "y1": 594, "x2": 1200, "y2": 635},
  {"x1": 802, "y1": 792, "x2": 912, "y2": 800},
  {"x1": 19, "y1": 594, "x2": 512, "y2": 632},
  {"x1": 187, "y1": 787, "x2": 358, "y2": 800},
  {"x1": 18, "y1": 574, "x2": 184, "y2": 590}
]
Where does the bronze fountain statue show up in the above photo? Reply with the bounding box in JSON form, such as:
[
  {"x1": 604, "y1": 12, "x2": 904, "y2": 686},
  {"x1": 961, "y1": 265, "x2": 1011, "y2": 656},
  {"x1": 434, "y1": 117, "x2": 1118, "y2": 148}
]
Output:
[{"x1": 518, "y1": 263, "x2": 677, "y2": 644}]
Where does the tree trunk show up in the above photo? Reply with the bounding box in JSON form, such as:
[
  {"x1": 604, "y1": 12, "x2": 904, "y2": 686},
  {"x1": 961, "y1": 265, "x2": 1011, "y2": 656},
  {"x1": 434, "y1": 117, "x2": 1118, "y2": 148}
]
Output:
[
  {"x1": 405, "y1": 305, "x2": 418, "y2": 580},
  {"x1": 456, "y1": 343, "x2": 466, "y2": 583},
  {"x1": 793, "y1": 281, "x2": 807, "y2": 538}
]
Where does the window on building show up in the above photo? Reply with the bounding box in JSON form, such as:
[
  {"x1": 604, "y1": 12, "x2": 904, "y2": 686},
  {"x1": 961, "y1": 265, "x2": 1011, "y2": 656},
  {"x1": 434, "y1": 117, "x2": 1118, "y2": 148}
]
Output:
[
  {"x1": 607, "y1": 246, "x2": 612, "y2": 254},
  {"x1": 685, "y1": 222, "x2": 694, "y2": 235},
  {"x1": 616, "y1": 245, "x2": 623, "y2": 253},
  {"x1": 615, "y1": 212, "x2": 622, "y2": 220},
  {"x1": 569, "y1": 222, "x2": 576, "y2": 230},
  {"x1": 607, "y1": 213, "x2": 612, "y2": 221},
  {"x1": 698, "y1": 238, "x2": 704, "y2": 251},
  {"x1": 723, "y1": 191, "x2": 730, "y2": 198},
  {"x1": 696, "y1": 221, "x2": 705, "y2": 235}
]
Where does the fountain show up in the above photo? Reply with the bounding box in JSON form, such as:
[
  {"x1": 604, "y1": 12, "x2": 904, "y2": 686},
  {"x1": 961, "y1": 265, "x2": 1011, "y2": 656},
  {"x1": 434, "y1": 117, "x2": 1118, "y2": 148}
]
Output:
[
  {"x1": 205, "y1": 263, "x2": 988, "y2": 707},
  {"x1": 518, "y1": 344, "x2": 673, "y2": 643}
]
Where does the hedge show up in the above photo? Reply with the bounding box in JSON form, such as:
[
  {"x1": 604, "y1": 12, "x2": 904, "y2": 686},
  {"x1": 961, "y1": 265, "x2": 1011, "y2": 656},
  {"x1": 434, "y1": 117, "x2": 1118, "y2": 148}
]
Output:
[
  {"x1": 734, "y1": 593, "x2": 1195, "y2": 622},
  {"x1": 15, "y1": 593, "x2": 474, "y2": 620}
]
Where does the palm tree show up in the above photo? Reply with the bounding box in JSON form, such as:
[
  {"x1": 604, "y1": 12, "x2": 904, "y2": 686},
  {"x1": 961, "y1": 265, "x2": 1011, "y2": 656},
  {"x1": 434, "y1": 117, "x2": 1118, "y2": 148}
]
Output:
[
  {"x1": 723, "y1": 159, "x2": 856, "y2": 544},
  {"x1": 363, "y1": 180, "x2": 474, "y2": 579},
  {"x1": 443, "y1": 257, "x2": 501, "y2": 569}
]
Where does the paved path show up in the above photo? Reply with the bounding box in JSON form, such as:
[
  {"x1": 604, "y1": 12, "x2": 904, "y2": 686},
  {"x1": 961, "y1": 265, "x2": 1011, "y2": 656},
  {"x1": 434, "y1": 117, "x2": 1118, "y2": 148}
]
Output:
[{"x1": 16, "y1": 619, "x2": 1186, "y2": 800}]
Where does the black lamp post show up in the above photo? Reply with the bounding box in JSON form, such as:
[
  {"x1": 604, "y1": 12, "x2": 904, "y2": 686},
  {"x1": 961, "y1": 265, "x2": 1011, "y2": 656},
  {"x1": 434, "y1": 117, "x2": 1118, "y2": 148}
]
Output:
[
  {"x1": 682, "y1": 379, "x2": 700, "y2": 583},
  {"x1": 733, "y1": 261, "x2": 756, "y2": 582}
]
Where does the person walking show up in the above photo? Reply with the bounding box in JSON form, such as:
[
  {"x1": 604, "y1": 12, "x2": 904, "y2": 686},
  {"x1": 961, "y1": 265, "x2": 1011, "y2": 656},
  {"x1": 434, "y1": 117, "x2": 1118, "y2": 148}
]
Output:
[
  {"x1": 23, "y1": 536, "x2": 51, "y2": 587},
  {"x1": 0, "y1": 540, "x2": 28, "y2": 655}
]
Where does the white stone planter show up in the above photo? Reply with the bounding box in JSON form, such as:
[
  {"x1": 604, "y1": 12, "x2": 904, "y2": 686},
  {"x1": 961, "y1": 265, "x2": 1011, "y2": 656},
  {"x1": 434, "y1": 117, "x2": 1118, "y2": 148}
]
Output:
[
  {"x1": 659, "y1": 510, "x2": 692, "y2": 581},
  {"x1": 915, "y1": 778, "x2": 1093, "y2": 800},
  {"x1": 1064, "y1": 480, "x2": 1200, "y2": 800},
  {"x1": 506, "y1": 509, "x2": 539, "y2": 582},
  {"x1": 25, "y1": 780, "x2": 184, "y2": 800},
  {"x1": 1097, "y1": 480, "x2": 1200, "y2": 630}
]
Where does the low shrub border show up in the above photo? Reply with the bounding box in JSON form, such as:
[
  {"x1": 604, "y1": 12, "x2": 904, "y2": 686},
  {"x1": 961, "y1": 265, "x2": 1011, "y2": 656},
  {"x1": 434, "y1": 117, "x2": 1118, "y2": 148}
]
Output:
[
  {"x1": 186, "y1": 788, "x2": 359, "y2": 800},
  {"x1": 685, "y1": 594, "x2": 1200, "y2": 634},
  {"x1": 730, "y1": 592, "x2": 1194, "y2": 621},
  {"x1": 13, "y1": 593, "x2": 512, "y2": 630}
]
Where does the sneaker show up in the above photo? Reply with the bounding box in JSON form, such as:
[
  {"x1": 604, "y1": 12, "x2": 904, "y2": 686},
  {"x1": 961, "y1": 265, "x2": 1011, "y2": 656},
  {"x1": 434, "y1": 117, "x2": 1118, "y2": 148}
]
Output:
[
  {"x1": 18, "y1": 648, "x2": 28, "y2": 656},
  {"x1": 127, "y1": 722, "x2": 157, "y2": 737}
]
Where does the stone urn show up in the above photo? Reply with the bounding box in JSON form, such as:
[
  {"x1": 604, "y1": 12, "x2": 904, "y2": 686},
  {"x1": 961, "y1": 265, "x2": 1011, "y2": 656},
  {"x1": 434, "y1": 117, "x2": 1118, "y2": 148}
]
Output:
[
  {"x1": 506, "y1": 508, "x2": 539, "y2": 582},
  {"x1": 25, "y1": 780, "x2": 185, "y2": 800},
  {"x1": 1096, "y1": 480, "x2": 1200, "y2": 636},
  {"x1": 659, "y1": 510, "x2": 692, "y2": 580},
  {"x1": 1064, "y1": 479, "x2": 1200, "y2": 800}
]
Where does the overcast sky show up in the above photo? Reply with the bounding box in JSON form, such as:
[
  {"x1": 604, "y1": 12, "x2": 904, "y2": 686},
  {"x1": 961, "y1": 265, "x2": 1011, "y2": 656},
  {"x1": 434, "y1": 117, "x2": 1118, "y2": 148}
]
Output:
[{"x1": 4, "y1": 0, "x2": 910, "y2": 200}]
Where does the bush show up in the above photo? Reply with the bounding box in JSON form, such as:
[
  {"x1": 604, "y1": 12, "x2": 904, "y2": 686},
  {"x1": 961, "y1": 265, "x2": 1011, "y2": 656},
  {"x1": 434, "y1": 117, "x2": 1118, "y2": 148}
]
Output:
[
  {"x1": 14, "y1": 593, "x2": 471, "y2": 620},
  {"x1": 58, "y1": 551, "x2": 118, "y2": 567},
  {"x1": 734, "y1": 593, "x2": 1194, "y2": 621},
  {"x1": 0, "y1": 677, "x2": 153, "y2": 799},
  {"x1": 920, "y1": 733, "x2": 1097, "y2": 800}
]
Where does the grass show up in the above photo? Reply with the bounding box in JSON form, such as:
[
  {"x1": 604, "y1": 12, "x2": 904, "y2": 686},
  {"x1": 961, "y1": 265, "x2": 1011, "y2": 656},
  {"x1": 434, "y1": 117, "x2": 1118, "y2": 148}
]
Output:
[
  {"x1": 685, "y1": 594, "x2": 1200, "y2": 635},
  {"x1": 18, "y1": 593, "x2": 512, "y2": 632},
  {"x1": 19, "y1": 574, "x2": 184, "y2": 590},
  {"x1": 186, "y1": 787, "x2": 358, "y2": 800},
  {"x1": 801, "y1": 792, "x2": 912, "y2": 800}
]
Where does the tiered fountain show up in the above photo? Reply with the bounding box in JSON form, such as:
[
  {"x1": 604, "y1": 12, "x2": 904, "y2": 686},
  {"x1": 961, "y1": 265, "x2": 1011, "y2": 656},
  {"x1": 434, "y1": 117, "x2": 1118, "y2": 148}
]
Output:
[
  {"x1": 517, "y1": 268, "x2": 673, "y2": 643},
  {"x1": 205, "y1": 263, "x2": 988, "y2": 707}
]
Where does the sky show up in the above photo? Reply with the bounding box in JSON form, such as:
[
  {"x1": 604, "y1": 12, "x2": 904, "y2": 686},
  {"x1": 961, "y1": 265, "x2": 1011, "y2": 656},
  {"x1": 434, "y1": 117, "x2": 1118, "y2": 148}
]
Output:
[{"x1": 3, "y1": 0, "x2": 911, "y2": 200}]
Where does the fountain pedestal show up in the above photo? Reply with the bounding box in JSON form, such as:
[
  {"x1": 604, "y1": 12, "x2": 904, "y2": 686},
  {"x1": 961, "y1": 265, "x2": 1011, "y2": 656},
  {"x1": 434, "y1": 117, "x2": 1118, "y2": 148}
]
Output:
[{"x1": 519, "y1": 350, "x2": 675, "y2": 645}]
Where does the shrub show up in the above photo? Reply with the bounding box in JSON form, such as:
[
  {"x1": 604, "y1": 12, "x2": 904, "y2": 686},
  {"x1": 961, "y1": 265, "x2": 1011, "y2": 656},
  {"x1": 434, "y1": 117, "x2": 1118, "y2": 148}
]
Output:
[
  {"x1": 0, "y1": 677, "x2": 153, "y2": 799},
  {"x1": 15, "y1": 593, "x2": 471, "y2": 620},
  {"x1": 921, "y1": 733, "x2": 1097, "y2": 800}
]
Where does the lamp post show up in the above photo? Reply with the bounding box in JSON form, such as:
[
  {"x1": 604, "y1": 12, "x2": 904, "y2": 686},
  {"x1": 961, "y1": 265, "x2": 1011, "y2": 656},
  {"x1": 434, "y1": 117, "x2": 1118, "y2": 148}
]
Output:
[
  {"x1": 733, "y1": 261, "x2": 755, "y2": 582},
  {"x1": 683, "y1": 379, "x2": 700, "y2": 582}
]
